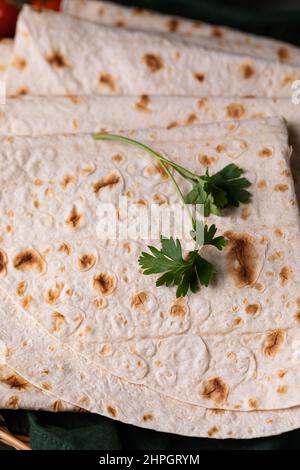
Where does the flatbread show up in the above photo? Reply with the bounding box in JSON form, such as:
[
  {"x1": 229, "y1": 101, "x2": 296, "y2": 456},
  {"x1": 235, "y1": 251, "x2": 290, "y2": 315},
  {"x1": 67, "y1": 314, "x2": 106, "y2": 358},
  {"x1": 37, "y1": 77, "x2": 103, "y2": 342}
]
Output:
[
  {"x1": 1, "y1": 283, "x2": 300, "y2": 440},
  {"x1": 1, "y1": 94, "x2": 300, "y2": 204},
  {"x1": 62, "y1": 0, "x2": 300, "y2": 66},
  {"x1": 6, "y1": 6, "x2": 300, "y2": 97},
  {"x1": 0, "y1": 97, "x2": 299, "y2": 438},
  {"x1": 1, "y1": 119, "x2": 297, "y2": 437},
  {"x1": 0, "y1": 39, "x2": 13, "y2": 84},
  {"x1": 0, "y1": 117, "x2": 299, "y2": 408}
]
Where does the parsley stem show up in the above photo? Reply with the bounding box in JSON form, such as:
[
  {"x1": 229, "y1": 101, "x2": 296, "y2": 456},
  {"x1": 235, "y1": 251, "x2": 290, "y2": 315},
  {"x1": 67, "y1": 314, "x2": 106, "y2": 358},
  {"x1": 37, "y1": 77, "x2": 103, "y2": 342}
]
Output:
[
  {"x1": 93, "y1": 133, "x2": 194, "y2": 224},
  {"x1": 93, "y1": 133, "x2": 197, "y2": 182}
]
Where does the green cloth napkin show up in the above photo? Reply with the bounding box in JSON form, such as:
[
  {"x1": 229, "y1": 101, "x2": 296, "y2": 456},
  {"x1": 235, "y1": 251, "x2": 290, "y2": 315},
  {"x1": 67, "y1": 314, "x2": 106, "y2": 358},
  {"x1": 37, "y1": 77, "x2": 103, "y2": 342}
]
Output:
[{"x1": 3, "y1": 0, "x2": 300, "y2": 450}]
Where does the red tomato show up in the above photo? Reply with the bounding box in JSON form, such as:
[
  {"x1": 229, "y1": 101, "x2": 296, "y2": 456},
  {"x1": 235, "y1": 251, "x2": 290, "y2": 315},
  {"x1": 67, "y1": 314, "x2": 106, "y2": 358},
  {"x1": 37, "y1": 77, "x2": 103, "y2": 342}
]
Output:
[
  {"x1": 0, "y1": 1, "x2": 20, "y2": 38},
  {"x1": 30, "y1": 0, "x2": 61, "y2": 11}
]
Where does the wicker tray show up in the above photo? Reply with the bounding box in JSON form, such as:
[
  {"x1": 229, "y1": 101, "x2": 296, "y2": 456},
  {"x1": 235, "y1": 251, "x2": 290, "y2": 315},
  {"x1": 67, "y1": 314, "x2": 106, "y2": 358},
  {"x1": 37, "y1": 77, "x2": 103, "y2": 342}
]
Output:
[{"x1": 0, "y1": 416, "x2": 31, "y2": 450}]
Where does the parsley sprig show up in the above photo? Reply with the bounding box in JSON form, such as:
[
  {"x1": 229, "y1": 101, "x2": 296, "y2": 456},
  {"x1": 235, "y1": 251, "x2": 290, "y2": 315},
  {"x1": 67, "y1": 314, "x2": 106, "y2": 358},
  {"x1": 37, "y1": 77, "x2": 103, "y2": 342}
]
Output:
[{"x1": 93, "y1": 133, "x2": 251, "y2": 297}]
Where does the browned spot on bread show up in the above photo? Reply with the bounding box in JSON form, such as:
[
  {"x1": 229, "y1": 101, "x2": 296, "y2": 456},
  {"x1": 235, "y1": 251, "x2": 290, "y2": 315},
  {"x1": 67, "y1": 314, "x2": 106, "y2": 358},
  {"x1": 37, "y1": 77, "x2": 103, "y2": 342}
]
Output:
[
  {"x1": 60, "y1": 175, "x2": 77, "y2": 189},
  {"x1": 185, "y1": 113, "x2": 198, "y2": 125},
  {"x1": 106, "y1": 405, "x2": 118, "y2": 417},
  {"x1": 16, "y1": 280, "x2": 27, "y2": 297},
  {"x1": 274, "y1": 228, "x2": 284, "y2": 238},
  {"x1": 202, "y1": 377, "x2": 229, "y2": 405},
  {"x1": 225, "y1": 232, "x2": 259, "y2": 288},
  {"x1": 34, "y1": 178, "x2": 43, "y2": 186},
  {"x1": 274, "y1": 184, "x2": 288, "y2": 192},
  {"x1": 41, "y1": 382, "x2": 52, "y2": 391},
  {"x1": 241, "y1": 207, "x2": 251, "y2": 220},
  {"x1": 268, "y1": 250, "x2": 283, "y2": 262},
  {"x1": 257, "y1": 180, "x2": 267, "y2": 189},
  {"x1": 98, "y1": 343, "x2": 110, "y2": 357},
  {"x1": 80, "y1": 164, "x2": 96, "y2": 176},
  {"x1": 112, "y1": 154, "x2": 125, "y2": 164},
  {"x1": 136, "y1": 199, "x2": 148, "y2": 207},
  {"x1": 78, "y1": 254, "x2": 96, "y2": 272},
  {"x1": 215, "y1": 144, "x2": 226, "y2": 153},
  {"x1": 295, "y1": 311, "x2": 300, "y2": 323},
  {"x1": 2, "y1": 374, "x2": 30, "y2": 390},
  {"x1": 263, "y1": 329, "x2": 286, "y2": 357},
  {"x1": 281, "y1": 73, "x2": 297, "y2": 87},
  {"x1": 131, "y1": 291, "x2": 149, "y2": 310},
  {"x1": 166, "y1": 121, "x2": 178, "y2": 130},
  {"x1": 52, "y1": 400, "x2": 64, "y2": 412},
  {"x1": 97, "y1": 6, "x2": 106, "y2": 15},
  {"x1": 277, "y1": 385, "x2": 288, "y2": 395},
  {"x1": 245, "y1": 303, "x2": 261, "y2": 316},
  {"x1": 281, "y1": 169, "x2": 291, "y2": 177},
  {"x1": 240, "y1": 62, "x2": 256, "y2": 79},
  {"x1": 6, "y1": 396, "x2": 20, "y2": 409},
  {"x1": 226, "y1": 103, "x2": 245, "y2": 119},
  {"x1": 0, "y1": 249, "x2": 7, "y2": 277},
  {"x1": 207, "y1": 426, "x2": 220, "y2": 437},
  {"x1": 65, "y1": 206, "x2": 82, "y2": 230},
  {"x1": 277, "y1": 47, "x2": 290, "y2": 61},
  {"x1": 115, "y1": 20, "x2": 125, "y2": 27},
  {"x1": 93, "y1": 273, "x2": 116, "y2": 296},
  {"x1": 169, "y1": 298, "x2": 187, "y2": 317},
  {"x1": 46, "y1": 50, "x2": 71, "y2": 68},
  {"x1": 12, "y1": 86, "x2": 30, "y2": 97},
  {"x1": 198, "y1": 97, "x2": 208, "y2": 110},
  {"x1": 248, "y1": 398, "x2": 260, "y2": 409},
  {"x1": 166, "y1": 18, "x2": 180, "y2": 32},
  {"x1": 210, "y1": 408, "x2": 225, "y2": 415},
  {"x1": 142, "y1": 413, "x2": 153, "y2": 422},
  {"x1": 93, "y1": 172, "x2": 120, "y2": 193},
  {"x1": 12, "y1": 55, "x2": 27, "y2": 70},
  {"x1": 153, "y1": 193, "x2": 168, "y2": 205},
  {"x1": 13, "y1": 248, "x2": 46, "y2": 273},
  {"x1": 22, "y1": 294, "x2": 32, "y2": 310},
  {"x1": 146, "y1": 163, "x2": 169, "y2": 180},
  {"x1": 44, "y1": 282, "x2": 64, "y2": 305},
  {"x1": 277, "y1": 369, "x2": 287, "y2": 378},
  {"x1": 258, "y1": 147, "x2": 273, "y2": 158},
  {"x1": 211, "y1": 27, "x2": 223, "y2": 38},
  {"x1": 65, "y1": 94, "x2": 81, "y2": 104},
  {"x1": 51, "y1": 311, "x2": 66, "y2": 333},
  {"x1": 143, "y1": 53, "x2": 164, "y2": 73},
  {"x1": 99, "y1": 72, "x2": 116, "y2": 92},
  {"x1": 279, "y1": 266, "x2": 292, "y2": 286},
  {"x1": 135, "y1": 94, "x2": 151, "y2": 113},
  {"x1": 194, "y1": 72, "x2": 205, "y2": 83},
  {"x1": 58, "y1": 243, "x2": 72, "y2": 255}
]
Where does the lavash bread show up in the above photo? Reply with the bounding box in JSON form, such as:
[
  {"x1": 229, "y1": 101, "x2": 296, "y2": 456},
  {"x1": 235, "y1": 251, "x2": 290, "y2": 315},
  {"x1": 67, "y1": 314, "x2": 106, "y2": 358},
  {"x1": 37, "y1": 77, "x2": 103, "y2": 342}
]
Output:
[
  {"x1": 0, "y1": 96, "x2": 299, "y2": 436},
  {"x1": 0, "y1": 117, "x2": 299, "y2": 412},
  {"x1": 62, "y1": 0, "x2": 300, "y2": 66},
  {"x1": 3, "y1": 283, "x2": 300, "y2": 440},
  {"x1": 1, "y1": 94, "x2": 300, "y2": 205},
  {"x1": 0, "y1": 39, "x2": 13, "y2": 84},
  {"x1": 6, "y1": 6, "x2": 300, "y2": 97}
]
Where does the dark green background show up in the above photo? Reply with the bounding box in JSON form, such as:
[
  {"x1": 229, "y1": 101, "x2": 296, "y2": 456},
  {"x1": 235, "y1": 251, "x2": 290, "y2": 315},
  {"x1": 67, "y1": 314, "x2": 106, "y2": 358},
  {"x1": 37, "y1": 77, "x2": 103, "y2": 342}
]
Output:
[{"x1": 2, "y1": 0, "x2": 300, "y2": 450}]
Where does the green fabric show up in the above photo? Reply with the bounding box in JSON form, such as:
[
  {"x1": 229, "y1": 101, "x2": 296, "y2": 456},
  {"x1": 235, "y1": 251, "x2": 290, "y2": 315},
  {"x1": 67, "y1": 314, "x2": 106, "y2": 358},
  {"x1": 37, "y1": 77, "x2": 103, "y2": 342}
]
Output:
[
  {"x1": 2, "y1": 0, "x2": 300, "y2": 451},
  {"x1": 3, "y1": 410, "x2": 300, "y2": 450}
]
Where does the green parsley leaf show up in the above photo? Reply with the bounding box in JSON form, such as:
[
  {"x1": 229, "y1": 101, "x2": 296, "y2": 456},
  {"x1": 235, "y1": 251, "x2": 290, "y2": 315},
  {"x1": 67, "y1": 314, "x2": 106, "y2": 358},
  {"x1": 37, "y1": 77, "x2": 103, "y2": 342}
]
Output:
[
  {"x1": 190, "y1": 222, "x2": 228, "y2": 250},
  {"x1": 138, "y1": 234, "x2": 223, "y2": 297},
  {"x1": 204, "y1": 163, "x2": 251, "y2": 209}
]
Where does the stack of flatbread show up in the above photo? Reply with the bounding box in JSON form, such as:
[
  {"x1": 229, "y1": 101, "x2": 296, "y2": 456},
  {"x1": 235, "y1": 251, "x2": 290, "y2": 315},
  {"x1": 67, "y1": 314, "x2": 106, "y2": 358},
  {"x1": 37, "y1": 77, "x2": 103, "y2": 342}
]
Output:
[{"x1": 1, "y1": 0, "x2": 300, "y2": 439}]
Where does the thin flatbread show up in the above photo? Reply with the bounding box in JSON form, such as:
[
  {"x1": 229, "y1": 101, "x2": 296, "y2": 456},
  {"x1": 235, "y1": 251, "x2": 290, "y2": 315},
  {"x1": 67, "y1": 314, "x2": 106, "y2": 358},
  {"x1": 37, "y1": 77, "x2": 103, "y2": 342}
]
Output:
[
  {"x1": 0, "y1": 39, "x2": 13, "y2": 84},
  {"x1": 62, "y1": 0, "x2": 300, "y2": 66},
  {"x1": 0, "y1": 118, "x2": 299, "y2": 412},
  {"x1": 1, "y1": 94, "x2": 300, "y2": 203},
  {"x1": 6, "y1": 6, "x2": 300, "y2": 97}
]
